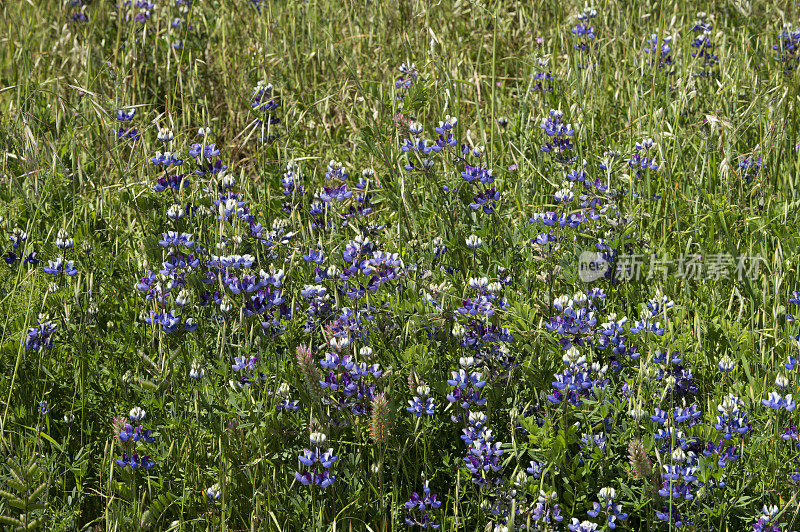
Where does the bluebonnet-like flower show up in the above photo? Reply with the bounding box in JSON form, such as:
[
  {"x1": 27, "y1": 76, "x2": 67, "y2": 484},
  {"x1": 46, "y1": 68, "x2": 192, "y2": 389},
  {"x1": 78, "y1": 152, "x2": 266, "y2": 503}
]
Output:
[
  {"x1": 275, "y1": 383, "x2": 300, "y2": 411},
  {"x1": 773, "y1": 24, "x2": 800, "y2": 72},
  {"x1": 395, "y1": 62, "x2": 418, "y2": 101},
  {"x1": 719, "y1": 354, "x2": 736, "y2": 372},
  {"x1": 117, "y1": 406, "x2": 155, "y2": 471},
  {"x1": 116, "y1": 109, "x2": 136, "y2": 121},
  {"x1": 158, "y1": 231, "x2": 195, "y2": 248},
  {"x1": 116, "y1": 126, "x2": 140, "y2": 141},
  {"x1": 463, "y1": 429, "x2": 504, "y2": 487},
  {"x1": 9, "y1": 227, "x2": 27, "y2": 249},
  {"x1": 25, "y1": 321, "x2": 57, "y2": 351},
  {"x1": 294, "y1": 431, "x2": 337, "y2": 488},
  {"x1": 690, "y1": 12, "x2": 719, "y2": 77},
  {"x1": 206, "y1": 483, "x2": 221, "y2": 502},
  {"x1": 129, "y1": 406, "x2": 146, "y2": 422},
  {"x1": 752, "y1": 505, "x2": 781, "y2": 532},
  {"x1": 251, "y1": 80, "x2": 278, "y2": 114},
  {"x1": 628, "y1": 138, "x2": 660, "y2": 179},
  {"x1": 531, "y1": 57, "x2": 555, "y2": 93},
  {"x1": 645, "y1": 33, "x2": 674, "y2": 71},
  {"x1": 540, "y1": 109, "x2": 575, "y2": 160},
  {"x1": 43, "y1": 257, "x2": 78, "y2": 276},
  {"x1": 446, "y1": 369, "x2": 487, "y2": 416},
  {"x1": 189, "y1": 359, "x2": 204, "y2": 380},
  {"x1": 118, "y1": 424, "x2": 156, "y2": 443},
  {"x1": 116, "y1": 453, "x2": 155, "y2": 470},
  {"x1": 55, "y1": 229, "x2": 73, "y2": 250},
  {"x1": 157, "y1": 128, "x2": 174, "y2": 143},
  {"x1": 658, "y1": 448, "x2": 700, "y2": 502},
  {"x1": 318, "y1": 350, "x2": 382, "y2": 416},
  {"x1": 571, "y1": 6, "x2": 598, "y2": 53},
  {"x1": 232, "y1": 356, "x2": 256, "y2": 372},
  {"x1": 407, "y1": 385, "x2": 435, "y2": 417},
  {"x1": 656, "y1": 504, "x2": 692, "y2": 528},
  {"x1": 714, "y1": 394, "x2": 751, "y2": 439},
  {"x1": 587, "y1": 487, "x2": 627, "y2": 529},
  {"x1": 740, "y1": 156, "x2": 763, "y2": 184},
  {"x1": 151, "y1": 151, "x2": 184, "y2": 167},
  {"x1": 143, "y1": 310, "x2": 195, "y2": 334},
  {"x1": 531, "y1": 490, "x2": 564, "y2": 528},
  {"x1": 581, "y1": 432, "x2": 607, "y2": 454},
  {"x1": 762, "y1": 392, "x2": 796, "y2": 411},
  {"x1": 405, "y1": 480, "x2": 441, "y2": 528},
  {"x1": 154, "y1": 173, "x2": 190, "y2": 193},
  {"x1": 568, "y1": 519, "x2": 598, "y2": 531}
]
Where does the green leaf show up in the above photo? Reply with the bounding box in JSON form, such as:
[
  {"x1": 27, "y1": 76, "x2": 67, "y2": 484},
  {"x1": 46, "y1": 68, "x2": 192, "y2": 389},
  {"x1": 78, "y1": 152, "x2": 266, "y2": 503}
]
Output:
[{"x1": 0, "y1": 515, "x2": 24, "y2": 528}]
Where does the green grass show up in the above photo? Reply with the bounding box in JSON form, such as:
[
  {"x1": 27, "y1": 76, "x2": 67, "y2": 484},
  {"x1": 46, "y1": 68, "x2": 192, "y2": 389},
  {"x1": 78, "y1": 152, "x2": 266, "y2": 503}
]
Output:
[{"x1": 1, "y1": 0, "x2": 800, "y2": 530}]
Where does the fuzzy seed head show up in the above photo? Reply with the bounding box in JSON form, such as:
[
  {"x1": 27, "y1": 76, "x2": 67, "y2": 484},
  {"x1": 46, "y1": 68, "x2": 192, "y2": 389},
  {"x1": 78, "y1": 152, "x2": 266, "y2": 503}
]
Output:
[{"x1": 370, "y1": 393, "x2": 392, "y2": 445}]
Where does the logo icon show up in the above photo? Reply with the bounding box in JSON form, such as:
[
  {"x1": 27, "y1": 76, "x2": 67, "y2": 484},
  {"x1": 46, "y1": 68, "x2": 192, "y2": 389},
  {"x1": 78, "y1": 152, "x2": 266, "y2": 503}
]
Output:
[{"x1": 578, "y1": 251, "x2": 610, "y2": 282}]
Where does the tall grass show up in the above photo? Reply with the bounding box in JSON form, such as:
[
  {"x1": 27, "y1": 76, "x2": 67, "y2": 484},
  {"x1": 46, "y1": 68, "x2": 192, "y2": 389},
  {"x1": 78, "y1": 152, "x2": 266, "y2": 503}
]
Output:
[{"x1": 1, "y1": 0, "x2": 800, "y2": 530}]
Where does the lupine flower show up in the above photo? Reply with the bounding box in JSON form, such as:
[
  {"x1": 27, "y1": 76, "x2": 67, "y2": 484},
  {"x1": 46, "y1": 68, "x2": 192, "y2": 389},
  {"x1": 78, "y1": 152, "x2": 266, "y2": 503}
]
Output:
[
  {"x1": 656, "y1": 504, "x2": 692, "y2": 528},
  {"x1": 206, "y1": 483, "x2": 221, "y2": 502},
  {"x1": 644, "y1": 33, "x2": 674, "y2": 71},
  {"x1": 762, "y1": 392, "x2": 796, "y2": 411},
  {"x1": 405, "y1": 479, "x2": 441, "y2": 528},
  {"x1": 690, "y1": 12, "x2": 719, "y2": 77},
  {"x1": 24, "y1": 321, "x2": 57, "y2": 351},
  {"x1": 318, "y1": 350, "x2": 382, "y2": 415},
  {"x1": 157, "y1": 128, "x2": 174, "y2": 142},
  {"x1": 117, "y1": 407, "x2": 155, "y2": 471},
  {"x1": 532, "y1": 491, "x2": 564, "y2": 527},
  {"x1": 407, "y1": 385, "x2": 435, "y2": 417},
  {"x1": 116, "y1": 453, "x2": 155, "y2": 470},
  {"x1": 581, "y1": 432, "x2": 607, "y2": 454},
  {"x1": 465, "y1": 234, "x2": 484, "y2": 249},
  {"x1": 719, "y1": 354, "x2": 736, "y2": 372},
  {"x1": 571, "y1": 5, "x2": 598, "y2": 53},
  {"x1": 587, "y1": 487, "x2": 628, "y2": 529},
  {"x1": 740, "y1": 156, "x2": 763, "y2": 184},
  {"x1": 55, "y1": 228, "x2": 73, "y2": 250},
  {"x1": 463, "y1": 432, "x2": 504, "y2": 487},
  {"x1": 275, "y1": 383, "x2": 300, "y2": 411},
  {"x1": 294, "y1": 430, "x2": 337, "y2": 488},
  {"x1": 540, "y1": 109, "x2": 575, "y2": 161},
  {"x1": 752, "y1": 505, "x2": 781, "y2": 532},
  {"x1": 446, "y1": 369, "x2": 487, "y2": 415},
  {"x1": 189, "y1": 359, "x2": 204, "y2": 380},
  {"x1": 773, "y1": 23, "x2": 800, "y2": 72},
  {"x1": 568, "y1": 519, "x2": 599, "y2": 532},
  {"x1": 43, "y1": 257, "x2": 78, "y2": 276}
]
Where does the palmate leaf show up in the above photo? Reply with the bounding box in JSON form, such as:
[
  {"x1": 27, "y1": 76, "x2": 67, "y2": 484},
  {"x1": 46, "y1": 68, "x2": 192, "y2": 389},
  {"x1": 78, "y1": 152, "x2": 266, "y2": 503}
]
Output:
[
  {"x1": 4, "y1": 479, "x2": 25, "y2": 495},
  {"x1": 6, "y1": 463, "x2": 25, "y2": 486},
  {"x1": 26, "y1": 516, "x2": 44, "y2": 530},
  {"x1": 0, "y1": 515, "x2": 24, "y2": 528},
  {"x1": 0, "y1": 487, "x2": 24, "y2": 505},
  {"x1": 27, "y1": 481, "x2": 48, "y2": 506},
  {"x1": 140, "y1": 492, "x2": 178, "y2": 527},
  {"x1": 1, "y1": 456, "x2": 47, "y2": 530}
]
